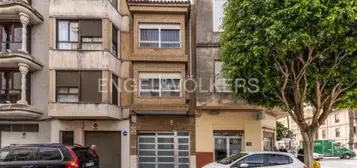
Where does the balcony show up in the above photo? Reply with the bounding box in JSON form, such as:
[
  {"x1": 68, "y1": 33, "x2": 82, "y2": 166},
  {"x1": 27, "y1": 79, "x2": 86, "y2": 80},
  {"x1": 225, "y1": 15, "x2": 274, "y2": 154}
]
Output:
[
  {"x1": 49, "y1": 0, "x2": 127, "y2": 31},
  {"x1": 48, "y1": 103, "x2": 123, "y2": 120},
  {"x1": 49, "y1": 50, "x2": 120, "y2": 74},
  {"x1": 0, "y1": 0, "x2": 43, "y2": 25},
  {"x1": 0, "y1": 70, "x2": 42, "y2": 120}
]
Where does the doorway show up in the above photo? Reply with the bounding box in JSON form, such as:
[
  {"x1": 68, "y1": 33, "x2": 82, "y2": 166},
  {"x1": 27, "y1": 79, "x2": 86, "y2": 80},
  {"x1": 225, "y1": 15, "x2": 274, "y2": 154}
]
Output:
[
  {"x1": 85, "y1": 131, "x2": 121, "y2": 168},
  {"x1": 214, "y1": 132, "x2": 243, "y2": 161}
]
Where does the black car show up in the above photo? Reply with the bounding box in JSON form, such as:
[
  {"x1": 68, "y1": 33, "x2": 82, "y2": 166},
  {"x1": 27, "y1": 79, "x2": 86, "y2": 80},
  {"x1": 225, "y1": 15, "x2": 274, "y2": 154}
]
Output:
[{"x1": 0, "y1": 144, "x2": 99, "y2": 168}]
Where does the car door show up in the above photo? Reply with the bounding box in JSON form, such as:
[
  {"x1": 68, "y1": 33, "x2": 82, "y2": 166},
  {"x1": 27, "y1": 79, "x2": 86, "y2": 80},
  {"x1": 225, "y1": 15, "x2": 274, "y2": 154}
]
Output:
[
  {"x1": 230, "y1": 154, "x2": 265, "y2": 168},
  {"x1": 265, "y1": 154, "x2": 294, "y2": 168},
  {"x1": 0, "y1": 147, "x2": 37, "y2": 168},
  {"x1": 33, "y1": 147, "x2": 67, "y2": 168}
]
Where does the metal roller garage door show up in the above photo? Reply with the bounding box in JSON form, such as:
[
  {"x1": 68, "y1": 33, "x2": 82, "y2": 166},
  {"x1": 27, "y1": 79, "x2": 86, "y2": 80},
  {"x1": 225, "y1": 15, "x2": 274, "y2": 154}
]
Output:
[
  {"x1": 85, "y1": 131, "x2": 121, "y2": 168},
  {"x1": 138, "y1": 132, "x2": 190, "y2": 168}
]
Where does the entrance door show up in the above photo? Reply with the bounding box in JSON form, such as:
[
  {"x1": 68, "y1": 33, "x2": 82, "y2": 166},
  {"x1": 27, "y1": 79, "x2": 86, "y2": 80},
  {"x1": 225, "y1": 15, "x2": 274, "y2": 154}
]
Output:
[
  {"x1": 85, "y1": 132, "x2": 121, "y2": 168},
  {"x1": 214, "y1": 136, "x2": 242, "y2": 161}
]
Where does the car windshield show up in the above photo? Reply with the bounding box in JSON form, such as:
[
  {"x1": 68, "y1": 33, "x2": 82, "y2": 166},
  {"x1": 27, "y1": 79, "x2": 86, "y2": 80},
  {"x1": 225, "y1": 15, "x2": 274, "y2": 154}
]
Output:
[
  {"x1": 218, "y1": 153, "x2": 248, "y2": 165},
  {"x1": 0, "y1": 148, "x2": 10, "y2": 162}
]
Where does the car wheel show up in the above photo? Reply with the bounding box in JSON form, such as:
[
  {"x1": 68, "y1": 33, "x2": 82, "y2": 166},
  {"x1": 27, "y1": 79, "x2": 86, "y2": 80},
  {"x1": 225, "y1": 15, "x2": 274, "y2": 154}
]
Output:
[{"x1": 343, "y1": 154, "x2": 351, "y2": 159}]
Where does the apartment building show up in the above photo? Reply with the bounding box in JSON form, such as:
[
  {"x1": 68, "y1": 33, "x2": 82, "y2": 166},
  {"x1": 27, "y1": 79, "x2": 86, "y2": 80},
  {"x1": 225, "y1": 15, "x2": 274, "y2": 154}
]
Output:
[
  {"x1": 195, "y1": 0, "x2": 278, "y2": 167},
  {"x1": 1, "y1": 0, "x2": 130, "y2": 167},
  {"x1": 123, "y1": 0, "x2": 195, "y2": 168},
  {"x1": 278, "y1": 109, "x2": 357, "y2": 151},
  {"x1": 0, "y1": 0, "x2": 51, "y2": 147}
]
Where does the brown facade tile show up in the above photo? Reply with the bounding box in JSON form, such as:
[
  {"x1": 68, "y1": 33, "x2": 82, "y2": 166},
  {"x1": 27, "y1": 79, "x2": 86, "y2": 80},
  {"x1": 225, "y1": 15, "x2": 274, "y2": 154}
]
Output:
[
  {"x1": 132, "y1": 14, "x2": 187, "y2": 62},
  {"x1": 133, "y1": 62, "x2": 186, "y2": 107}
]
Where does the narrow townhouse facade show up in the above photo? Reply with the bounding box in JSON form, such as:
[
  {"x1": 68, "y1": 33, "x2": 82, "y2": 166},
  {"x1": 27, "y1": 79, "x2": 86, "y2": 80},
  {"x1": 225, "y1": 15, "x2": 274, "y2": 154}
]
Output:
[
  {"x1": 46, "y1": 0, "x2": 130, "y2": 167},
  {"x1": 122, "y1": 0, "x2": 196, "y2": 167},
  {"x1": 195, "y1": 0, "x2": 278, "y2": 167},
  {"x1": 0, "y1": 0, "x2": 51, "y2": 147}
]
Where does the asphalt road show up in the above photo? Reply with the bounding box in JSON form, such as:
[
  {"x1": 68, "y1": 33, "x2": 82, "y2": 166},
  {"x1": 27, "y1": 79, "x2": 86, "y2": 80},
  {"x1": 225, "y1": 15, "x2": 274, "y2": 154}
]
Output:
[{"x1": 320, "y1": 158, "x2": 357, "y2": 168}]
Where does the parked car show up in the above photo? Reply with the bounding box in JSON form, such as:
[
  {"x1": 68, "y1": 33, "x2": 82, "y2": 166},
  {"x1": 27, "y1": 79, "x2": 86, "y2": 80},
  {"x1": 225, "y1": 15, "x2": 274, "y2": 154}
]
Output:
[
  {"x1": 0, "y1": 143, "x2": 99, "y2": 168},
  {"x1": 203, "y1": 151, "x2": 306, "y2": 168},
  {"x1": 313, "y1": 153, "x2": 324, "y2": 160}
]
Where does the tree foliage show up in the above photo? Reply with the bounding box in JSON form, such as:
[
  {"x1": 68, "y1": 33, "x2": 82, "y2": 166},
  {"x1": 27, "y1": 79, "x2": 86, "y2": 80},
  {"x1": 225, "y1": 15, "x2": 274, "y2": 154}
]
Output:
[
  {"x1": 221, "y1": 0, "x2": 357, "y2": 166},
  {"x1": 276, "y1": 121, "x2": 293, "y2": 141}
]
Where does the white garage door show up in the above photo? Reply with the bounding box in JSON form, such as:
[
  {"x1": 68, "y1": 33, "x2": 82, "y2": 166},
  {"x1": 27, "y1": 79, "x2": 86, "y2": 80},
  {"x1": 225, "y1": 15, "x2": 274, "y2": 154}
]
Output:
[
  {"x1": 1, "y1": 132, "x2": 41, "y2": 147},
  {"x1": 0, "y1": 123, "x2": 41, "y2": 148},
  {"x1": 138, "y1": 132, "x2": 190, "y2": 168}
]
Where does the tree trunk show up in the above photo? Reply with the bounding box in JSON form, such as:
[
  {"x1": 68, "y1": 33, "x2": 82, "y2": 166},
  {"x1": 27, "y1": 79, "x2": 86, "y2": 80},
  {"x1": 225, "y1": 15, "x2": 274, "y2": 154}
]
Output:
[
  {"x1": 348, "y1": 110, "x2": 355, "y2": 149},
  {"x1": 302, "y1": 131, "x2": 315, "y2": 168}
]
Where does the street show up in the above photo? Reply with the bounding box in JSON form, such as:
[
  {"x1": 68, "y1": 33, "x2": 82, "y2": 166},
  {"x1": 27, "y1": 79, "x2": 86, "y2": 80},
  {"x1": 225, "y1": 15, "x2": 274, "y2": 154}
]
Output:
[{"x1": 320, "y1": 158, "x2": 357, "y2": 168}]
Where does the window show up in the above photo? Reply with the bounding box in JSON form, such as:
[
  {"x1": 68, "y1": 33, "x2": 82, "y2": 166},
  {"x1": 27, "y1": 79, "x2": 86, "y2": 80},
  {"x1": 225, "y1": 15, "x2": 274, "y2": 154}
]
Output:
[
  {"x1": 111, "y1": 74, "x2": 119, "y2": 105},
  {"x1": 214, "y1": 133, "x2": 242, "y2": 161},
  {"x1": 0, "y1": 24, "x2": 22, "y2": 52},
  {"x1": 0, "y1": 148, "x2": 9, "y2": 161},
  {"x1": 60, "y1": 131, "x2": 74, "y2": 145},
  {"x1": 139, "y1": 73, "x2": 181, "y2": 98},
  {"x1": 335, "y1": 128, "x2": 340, "y2": 138},
  {"x1": 335, "y1": 113, "x2": 340, "y2": 123},
  {"x1": 0, "y1": 124, "x2": 39, "y2": 132},
  {"x1": 215, "y1": 61, "x2": 230, "y2": 92},
  {"x1": 57, "y1": 20, "x2": 102, "y2": 50},
  {"x1": 267, "y1": 154, "x2": 292, "y2": 166},
  {"x1": 213, "y1": 0, "x2": 227, "y2": 32},
  {"x1": 5, "y1": 148, "x2": 36, "y2": 161},
  {"x1": 56, "y1": 71, "x2": 102, "y2": 103},
  {"x1": 241, "y1": 154, "x2": 264, "y2": 167},
  {"x1": 0, "y1": 71, "x2": 30, "y2": 104},
  {"x1": 322, "y1": 130, "x2": 326, "y2": 139},
  {"x1": 139, "y1": 24, "x2": 180, "y2": 48},
  {"x1": 354, "y1": 126, "x2": 356, "y2": 134},
  {"x1": 354, "y1": 143, "x2": 357, "y2": 149},
  {"x1": 112, "y1": 25, "x2": 118, "y2": 57},
  {"x1": 138, "y1": 132, "x2": 190, "y2": 168},
  {"x1": 37, "y1": 148, "x2": 62, "y2": 161}
]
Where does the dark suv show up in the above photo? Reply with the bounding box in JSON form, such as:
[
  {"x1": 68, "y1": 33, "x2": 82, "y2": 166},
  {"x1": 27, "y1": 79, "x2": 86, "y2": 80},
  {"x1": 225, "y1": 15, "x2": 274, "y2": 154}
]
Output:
[{"x1": 0, "y1": 144, "x2": 99, "y2": 168}]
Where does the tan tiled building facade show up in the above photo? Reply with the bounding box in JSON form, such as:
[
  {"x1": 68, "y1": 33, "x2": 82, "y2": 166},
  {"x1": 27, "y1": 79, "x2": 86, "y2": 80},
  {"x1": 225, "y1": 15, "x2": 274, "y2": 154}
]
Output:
[{"x1": 124, "y1": 0, "x2": 195, "y2": 167}]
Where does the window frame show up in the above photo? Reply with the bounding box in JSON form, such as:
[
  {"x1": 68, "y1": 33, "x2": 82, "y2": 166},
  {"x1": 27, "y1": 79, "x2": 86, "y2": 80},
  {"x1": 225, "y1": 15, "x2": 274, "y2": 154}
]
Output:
[
  {"x1": 335, "y1": 128, "x2": 340, "y2": 138},
  {"x1": 55, "y1": 71, "x2": 102, "y2": 103},
  {"x1": 212, "y1": 0, "x2": 227, "y2": 32},
  {"x1": 0, "y1": 23, "x2": 23, "y2": 52},
  {"x1": 233, "y1": 154, "x2": 265, "y2": 168},
  {"x1": 56, "y1": 20, "x2": 80, "y2": 50},
  {"x1": 335, "y1": 113, "x2": 340, "y2": 123},
  {"x1": 139, "y1": 24, "x2": 181, "y2": 48},
  {"x1": 266, "y1": 154, "x2": 292, "y2": 166},
  {"x1": 56, "y1": 19, "x2": 103, "y2": 50},
  {"x1": 322, "y1": 130, "x2": 326, "y2": 139},
  {"x1": 139, "y1": 73, "x2": 182, "y2": 98},
  {"x1": 36, "y1": 147, "x2": 64, "y2": 161},
  {"x1": 214, "y1": 61, "x2": 231, "y2": 93},
  {"x1": 0, "y1": 71, "x2": 31, "y2": 104}
]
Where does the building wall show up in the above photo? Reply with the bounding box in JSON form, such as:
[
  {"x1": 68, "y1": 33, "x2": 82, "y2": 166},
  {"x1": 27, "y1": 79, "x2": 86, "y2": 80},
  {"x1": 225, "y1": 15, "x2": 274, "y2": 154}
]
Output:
[
  {"x1": 196, "y1": 111, "x2": 276, "y2": 168},
  {"x1": 50, "y1": 119, "x2": 130, "y2": 168}
]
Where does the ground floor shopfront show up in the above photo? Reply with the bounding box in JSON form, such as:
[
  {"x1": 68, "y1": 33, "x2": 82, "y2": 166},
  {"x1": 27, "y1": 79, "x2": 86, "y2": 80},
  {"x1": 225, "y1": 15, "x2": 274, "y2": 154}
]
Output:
[
  {"x1": 195, "y1": 111, "x2": 276, "y2": 168},
  {"x1": 130, "y1": 115, "x2": 196, "y2": 168}
]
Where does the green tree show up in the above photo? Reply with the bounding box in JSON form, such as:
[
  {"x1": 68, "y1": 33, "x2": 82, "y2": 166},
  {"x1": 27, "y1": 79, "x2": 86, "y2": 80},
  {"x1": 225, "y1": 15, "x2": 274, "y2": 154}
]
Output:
[
  {"x1": 276, "y1": 121, "x2": 293, "y2": 141},
  {"x1": 221, "y1": 0, "x2": 357, "y2": 167}
]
